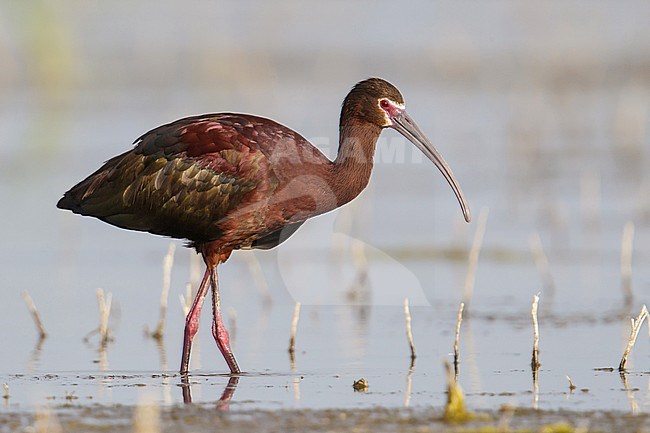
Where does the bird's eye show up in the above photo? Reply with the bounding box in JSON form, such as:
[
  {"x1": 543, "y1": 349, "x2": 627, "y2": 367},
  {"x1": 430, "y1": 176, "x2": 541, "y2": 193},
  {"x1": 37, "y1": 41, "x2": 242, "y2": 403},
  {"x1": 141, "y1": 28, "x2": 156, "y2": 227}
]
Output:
[{"x1": 380, "y1": 99, "x2": 390, "y2": 109}]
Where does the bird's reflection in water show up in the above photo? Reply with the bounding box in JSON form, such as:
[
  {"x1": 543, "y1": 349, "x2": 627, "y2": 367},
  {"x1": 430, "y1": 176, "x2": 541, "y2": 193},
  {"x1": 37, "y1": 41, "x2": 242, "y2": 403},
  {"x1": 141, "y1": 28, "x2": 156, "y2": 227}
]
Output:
[{"x1": 181, "y1": 375, "x2": 240, "y2": 408}]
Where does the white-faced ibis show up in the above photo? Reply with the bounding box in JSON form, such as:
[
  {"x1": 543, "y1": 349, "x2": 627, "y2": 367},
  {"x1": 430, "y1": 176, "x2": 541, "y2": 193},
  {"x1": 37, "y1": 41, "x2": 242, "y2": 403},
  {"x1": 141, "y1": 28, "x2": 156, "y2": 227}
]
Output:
[{"x1": 57, "y1": 78, "x2": 471, "y2": 375}]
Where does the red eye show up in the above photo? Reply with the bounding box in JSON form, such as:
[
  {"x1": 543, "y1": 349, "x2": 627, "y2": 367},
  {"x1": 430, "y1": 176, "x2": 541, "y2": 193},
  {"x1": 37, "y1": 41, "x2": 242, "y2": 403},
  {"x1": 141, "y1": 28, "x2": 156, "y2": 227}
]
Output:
[{"x1": 380, "y1": 99, "x2": 390, "y2": 109}]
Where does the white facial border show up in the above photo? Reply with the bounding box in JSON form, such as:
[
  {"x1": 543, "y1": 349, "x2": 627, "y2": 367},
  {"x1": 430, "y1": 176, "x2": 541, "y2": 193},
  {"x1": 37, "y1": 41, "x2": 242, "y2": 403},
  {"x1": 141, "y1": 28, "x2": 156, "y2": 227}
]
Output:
[{"x1": 378, "y1": 98, "x2": 406, "y2": 127}]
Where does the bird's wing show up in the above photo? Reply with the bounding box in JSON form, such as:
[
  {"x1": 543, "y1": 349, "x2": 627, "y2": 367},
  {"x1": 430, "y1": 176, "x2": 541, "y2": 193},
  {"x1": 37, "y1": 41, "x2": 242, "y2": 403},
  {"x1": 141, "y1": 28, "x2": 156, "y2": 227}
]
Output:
[{"x1": 58, "y1": 114, "x2": 284, "y2": 243}]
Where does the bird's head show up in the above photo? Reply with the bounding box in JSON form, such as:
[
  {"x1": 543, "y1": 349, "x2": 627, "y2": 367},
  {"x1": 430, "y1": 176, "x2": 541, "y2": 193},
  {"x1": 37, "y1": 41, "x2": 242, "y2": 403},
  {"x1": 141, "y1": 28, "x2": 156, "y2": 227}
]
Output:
[
  {"x1": 341, "y1": 77, "x2": 471, "y2": 223},
  {"x1": 341, "y1": 78, "x2": 405, "y2": 128}
]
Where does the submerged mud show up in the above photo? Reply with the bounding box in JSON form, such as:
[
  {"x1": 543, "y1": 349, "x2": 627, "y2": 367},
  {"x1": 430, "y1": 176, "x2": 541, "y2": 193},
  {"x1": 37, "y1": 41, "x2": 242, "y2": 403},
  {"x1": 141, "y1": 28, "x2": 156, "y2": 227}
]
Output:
[{"x1": 1, "y1": 405, "x2": 648, "y2": 433}]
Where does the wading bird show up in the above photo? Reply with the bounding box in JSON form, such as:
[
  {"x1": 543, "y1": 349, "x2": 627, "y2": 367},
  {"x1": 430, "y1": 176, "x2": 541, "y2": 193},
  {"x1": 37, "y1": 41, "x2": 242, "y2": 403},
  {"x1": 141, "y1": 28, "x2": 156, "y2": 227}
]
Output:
[{"x1": 58, "y1": 78, "x2": 471, "y2": 375}]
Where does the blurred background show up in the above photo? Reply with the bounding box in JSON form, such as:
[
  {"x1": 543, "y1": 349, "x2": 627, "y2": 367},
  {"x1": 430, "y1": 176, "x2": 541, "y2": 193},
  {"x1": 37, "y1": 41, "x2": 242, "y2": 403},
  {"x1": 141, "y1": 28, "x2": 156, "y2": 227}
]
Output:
[{"x1": 1, "y1": 0, "x2": 649, "y2": 410}]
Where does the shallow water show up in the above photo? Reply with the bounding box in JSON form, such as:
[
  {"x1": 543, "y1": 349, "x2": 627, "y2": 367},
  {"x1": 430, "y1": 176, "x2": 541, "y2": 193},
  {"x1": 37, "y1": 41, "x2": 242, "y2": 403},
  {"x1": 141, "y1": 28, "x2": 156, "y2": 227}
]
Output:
[
  {"x1": 1, "y1": 1, "x2": 650, "y2": 426},
  {"x1": 2, "y1": 305, "x2": 649, "y2": 412}
]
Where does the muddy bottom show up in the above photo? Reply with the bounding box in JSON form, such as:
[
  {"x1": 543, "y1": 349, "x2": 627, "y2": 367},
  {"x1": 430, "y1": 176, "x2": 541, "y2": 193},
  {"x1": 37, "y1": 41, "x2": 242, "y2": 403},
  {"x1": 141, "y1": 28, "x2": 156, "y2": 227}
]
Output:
[{"x1": 1, "y1": 405, "x2": 649, "y2": 433}]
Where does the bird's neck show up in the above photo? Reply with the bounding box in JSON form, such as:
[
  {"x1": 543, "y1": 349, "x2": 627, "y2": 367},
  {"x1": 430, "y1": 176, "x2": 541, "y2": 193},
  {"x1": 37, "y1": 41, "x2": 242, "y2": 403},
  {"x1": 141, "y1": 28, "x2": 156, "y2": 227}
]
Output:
[{"x1": 330, "y1": 119, "x2": 382, "y2": 206}]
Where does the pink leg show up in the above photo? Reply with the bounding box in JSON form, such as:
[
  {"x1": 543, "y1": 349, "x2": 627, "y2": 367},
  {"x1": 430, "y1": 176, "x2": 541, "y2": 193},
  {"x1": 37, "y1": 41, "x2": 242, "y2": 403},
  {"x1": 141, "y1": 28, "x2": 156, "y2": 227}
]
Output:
[
  {"x1": 209, "y1": 265, "x2": 241, "y2": 374},
  {"x1": 180, "y1": 268, "x2": 211, "y2": 374}
]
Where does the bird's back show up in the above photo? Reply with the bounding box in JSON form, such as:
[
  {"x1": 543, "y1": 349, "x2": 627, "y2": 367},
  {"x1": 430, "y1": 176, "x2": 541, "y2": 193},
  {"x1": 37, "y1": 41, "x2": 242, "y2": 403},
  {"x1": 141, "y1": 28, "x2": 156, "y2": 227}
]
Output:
[{"x1": 58, "y1": 113, "x2": 332, "y2": 246}]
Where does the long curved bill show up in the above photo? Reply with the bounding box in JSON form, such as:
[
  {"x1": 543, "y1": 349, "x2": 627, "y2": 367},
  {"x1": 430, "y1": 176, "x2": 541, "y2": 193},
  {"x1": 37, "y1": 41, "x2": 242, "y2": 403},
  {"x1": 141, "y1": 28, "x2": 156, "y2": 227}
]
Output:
[{"x1": 392, "y1": 111, "x2": 471, "y2": 223}]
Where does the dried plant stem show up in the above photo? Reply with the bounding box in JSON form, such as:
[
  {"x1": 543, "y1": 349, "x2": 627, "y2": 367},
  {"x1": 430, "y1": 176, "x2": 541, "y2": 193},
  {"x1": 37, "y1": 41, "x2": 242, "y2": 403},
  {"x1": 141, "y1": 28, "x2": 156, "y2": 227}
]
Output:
[
  {"x1": 242, "y1": 253, "x2": 273, "y2": 307},
  {"x1": 179, "y1": 283, "x2": 193, "y2": 317},
  {"x1": 531, "y1": 293, "x2": 543, "y2": 410},
  {"x1": 33, "y1": 407, "x2": 63, "y2": 433},
  {"x1": 404, "y1": 366, "x2": 413, "y2": 407},
  {"x1": 462, "y1": 207, "x2": 489, "y2": 309},
  {"x1": 21, "y1": 290, "x2": 47, "y2": 339},
  {"x1": 619, "y1": 304, "x2": 649, "y2": 371},
  {"x1": 97, "y1": 288, "x2": 112, "y2": 347},
  {"x1": 153, "y1": 335, "x2": 168, "y2": 373},
  {"x1": 529, "y1": 232, "x2": 555, "y2": 297},
  {"x1": 453, "y1": 302, "x2": 465, "y2": 379},
  {"x1": 404, "y1": 298, "x2": 416, "y2": 361},
  {"x1": 566, "y1": 375, "x2": 576, "y2": 392},
  {"x1": 531, "y1": 294, "x2": 541, "y2": 370},
  {"x1": 288, "y1": 302, "x2": 301, "y2": 355},
  {"x1": 620, "y1": 222, "x2": 635, "y2": 306},
  {"x1": 99, "y1": 344, "x2": 109, "y2": 371},
  {"x1": 134, "y1": 397, "x2": 161, "y2": 433},
  {"x1": 152, "y1": 242, "x2": 176, "y2": 340}
]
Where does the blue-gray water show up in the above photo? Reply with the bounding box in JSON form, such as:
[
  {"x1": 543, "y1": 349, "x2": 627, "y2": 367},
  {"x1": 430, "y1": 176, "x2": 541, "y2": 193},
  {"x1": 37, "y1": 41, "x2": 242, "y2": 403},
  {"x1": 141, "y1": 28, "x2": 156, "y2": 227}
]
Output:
[{"x1": 1, "y1": 0, "x2": 649, "y2": 413}]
